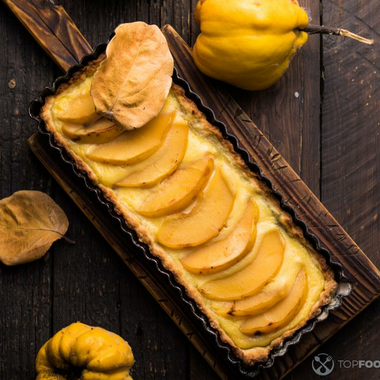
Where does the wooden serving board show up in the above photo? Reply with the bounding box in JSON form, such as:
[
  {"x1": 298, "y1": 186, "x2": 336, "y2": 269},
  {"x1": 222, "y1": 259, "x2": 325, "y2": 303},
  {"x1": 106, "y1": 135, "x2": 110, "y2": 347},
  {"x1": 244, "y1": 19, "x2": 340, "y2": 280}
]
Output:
[{"x1": 5, "y1": 0, "x2": 380, "y2": 378}]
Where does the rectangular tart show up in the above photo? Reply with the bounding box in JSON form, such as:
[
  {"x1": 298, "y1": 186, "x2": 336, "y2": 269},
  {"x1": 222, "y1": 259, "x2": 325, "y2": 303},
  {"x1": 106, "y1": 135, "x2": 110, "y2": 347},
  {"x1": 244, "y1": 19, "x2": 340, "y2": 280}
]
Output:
[{"x1": 40, "y1": 54, "x2": 337, "y2": 366}]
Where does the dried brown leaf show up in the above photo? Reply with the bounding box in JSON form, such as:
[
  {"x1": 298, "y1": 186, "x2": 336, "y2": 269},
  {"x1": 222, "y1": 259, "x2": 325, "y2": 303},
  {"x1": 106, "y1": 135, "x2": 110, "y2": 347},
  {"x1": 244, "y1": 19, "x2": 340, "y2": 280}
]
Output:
[
  {"x1": 0, "y1": 191, "x2": 69, "y2": 266},
  {"x1": 91, "y1": 22, "x2": 174, "y2": 130}
]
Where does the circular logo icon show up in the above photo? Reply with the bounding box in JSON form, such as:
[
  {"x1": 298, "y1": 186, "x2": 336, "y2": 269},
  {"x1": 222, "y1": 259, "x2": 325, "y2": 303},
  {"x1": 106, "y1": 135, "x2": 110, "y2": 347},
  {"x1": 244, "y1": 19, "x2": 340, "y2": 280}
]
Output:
[{"x1": 312, "y1": 353, "x2": 335, "y2": 376}]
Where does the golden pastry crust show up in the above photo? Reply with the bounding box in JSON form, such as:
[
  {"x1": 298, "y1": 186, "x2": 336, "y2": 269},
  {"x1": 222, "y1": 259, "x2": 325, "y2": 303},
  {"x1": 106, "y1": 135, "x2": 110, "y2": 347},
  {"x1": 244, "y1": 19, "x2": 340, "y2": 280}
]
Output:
[{"x1": 40, "y1": 57, "x2": 337, "y2": 366}]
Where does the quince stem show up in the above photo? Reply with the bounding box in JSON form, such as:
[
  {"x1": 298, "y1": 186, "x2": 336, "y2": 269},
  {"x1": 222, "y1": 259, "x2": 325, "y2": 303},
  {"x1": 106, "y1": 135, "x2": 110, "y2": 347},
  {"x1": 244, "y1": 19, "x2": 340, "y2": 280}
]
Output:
[{"x1": 304, "y1": 24, "x2": 374, "y2": 45}]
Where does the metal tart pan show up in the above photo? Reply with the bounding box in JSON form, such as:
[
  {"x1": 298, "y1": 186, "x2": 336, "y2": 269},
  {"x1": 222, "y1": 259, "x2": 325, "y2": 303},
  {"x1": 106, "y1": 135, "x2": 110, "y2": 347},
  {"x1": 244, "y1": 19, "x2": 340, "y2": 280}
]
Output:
[{"x1": 29, "y1": 35, "x2": 352, "y2": 378}]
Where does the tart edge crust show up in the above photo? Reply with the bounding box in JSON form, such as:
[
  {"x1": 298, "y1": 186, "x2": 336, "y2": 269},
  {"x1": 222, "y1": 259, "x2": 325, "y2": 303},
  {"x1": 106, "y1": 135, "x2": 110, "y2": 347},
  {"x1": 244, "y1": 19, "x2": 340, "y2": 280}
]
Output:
[{"x1": 40, "y1": 56, "x2": 337, "y2": 366}]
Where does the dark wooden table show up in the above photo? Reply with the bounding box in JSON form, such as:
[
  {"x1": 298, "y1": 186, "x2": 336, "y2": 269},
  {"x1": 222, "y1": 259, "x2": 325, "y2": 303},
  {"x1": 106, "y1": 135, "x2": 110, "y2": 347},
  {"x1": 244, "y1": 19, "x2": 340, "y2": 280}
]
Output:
[{"x1": 0, "y1": 1, "x2": 379, "y2": 379}]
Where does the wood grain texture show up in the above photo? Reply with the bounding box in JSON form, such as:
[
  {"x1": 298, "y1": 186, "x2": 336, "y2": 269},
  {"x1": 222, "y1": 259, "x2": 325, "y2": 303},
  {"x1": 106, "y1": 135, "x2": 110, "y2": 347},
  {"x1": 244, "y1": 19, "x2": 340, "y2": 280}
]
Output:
[
  {"x1": 1, "y1": 0, "x2": 379, "y2": 379},
  {"x1": 0, "y1": 3, "x2": 55, "y2": 378},
  {"x1": 317, "y1": 1, "x2": 380, "y2": 379},
  {"x1": 2, "y1": 0, "x2": 92, "y2": 72}
]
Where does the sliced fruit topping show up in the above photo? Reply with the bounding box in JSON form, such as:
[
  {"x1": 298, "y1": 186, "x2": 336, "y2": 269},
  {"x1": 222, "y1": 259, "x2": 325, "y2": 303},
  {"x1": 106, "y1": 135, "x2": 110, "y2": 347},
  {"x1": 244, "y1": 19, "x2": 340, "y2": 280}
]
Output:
[
  {"x1": 239, "y1": 268, "x2": 308, "y2": 335},
  {"x1": 136, "y1": 154, "x2": 214, "y2": 217},
  {"x1": 156, "y1": 168, "x2": 235, "y2": 248},
  {"x1": 199, "y1": 230, "x2": 285, "y2": 301},
  {"x1": 62, "y1": 118, "x2": 124, "y2": 144},
  {"x1": 180, "y1": 198, "x2": 259, "y2": 274},
  {"x1": 86, "y1": 112, "x2": 175, "y2": 164},
  {"x1": 212, "y1": 263, "x2": 301, "y2": 316},
  {"x1": 116, "y1": 120, "x2": 189, "y2": 188},
  {"x1": 213, "y1": 287, "x2": 287, "y2": 317},
  {"x1": 57, "y1": 90, "x2": 98, "y2": 125}
]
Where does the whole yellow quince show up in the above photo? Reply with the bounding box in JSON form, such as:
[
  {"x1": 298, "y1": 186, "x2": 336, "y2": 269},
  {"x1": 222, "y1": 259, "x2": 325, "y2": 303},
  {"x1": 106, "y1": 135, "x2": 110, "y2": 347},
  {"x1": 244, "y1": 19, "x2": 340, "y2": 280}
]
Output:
[
  {"x1": 193, "y1": 0, "x2": 309, "y2": 90},
  {"x1": 35, "y1": 322, "x2": 134, "y2": 379}
]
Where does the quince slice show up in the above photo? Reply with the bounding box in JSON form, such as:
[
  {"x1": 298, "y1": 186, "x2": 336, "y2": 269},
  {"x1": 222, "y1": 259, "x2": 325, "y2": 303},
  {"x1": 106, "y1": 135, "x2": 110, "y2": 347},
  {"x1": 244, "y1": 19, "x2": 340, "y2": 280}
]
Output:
[
  {"x1": 213, "y1": 263, "x2": 301, "y2": 316},
  {"x1": 116, "y1": 120, "x2": 189, "y2": 188},
  {"x1": 156, "y1": 168, "x2": 235, "y2": 248},
  {"x1": 239, "y1": 268, "x2": 308, "y2": 335},
  {"x1": 180, "y1": 198, "x2": 259, "y2": 274},
  {"x1": 57, "y1": 91, "x2": 98, "y2": 125},
  {"x1": 213, "y1": 287, "x2": 287, "y2": 317},
  {"x1": 62, "y1": 118, "x2": 124, "y2": 144},
  {"x1": 86, "y1": 112, "x2": 175, "y2": 164},
  {"x1": 136, "y1": 154, "x2": 214, "y2": 216},
  {"x1": 199, "y1": 230, "x2": 285, "y2": 301}
]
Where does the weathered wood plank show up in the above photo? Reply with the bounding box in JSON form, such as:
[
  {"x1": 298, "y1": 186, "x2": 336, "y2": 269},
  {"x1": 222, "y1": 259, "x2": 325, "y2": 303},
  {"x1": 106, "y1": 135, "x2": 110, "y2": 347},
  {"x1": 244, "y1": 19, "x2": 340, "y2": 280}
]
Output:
[
  {"x1": 0, "y1": 2, "x2": 55, "y2": 378},
  {"x1": 2, "y1": 0, "x2": 92, "y2": 72},
  {"x1": 320, "y1": 0, "x2": 380, "y2": 379},
  {"x1": 51, "y1": 188, "x2": 122, "y2": 333},
  {"x1": 119, "y1": 277, "x2": 189, "y2": 380},
  {"x1": 322, "y1": 0, "x2": 380, "y2": 267}
]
